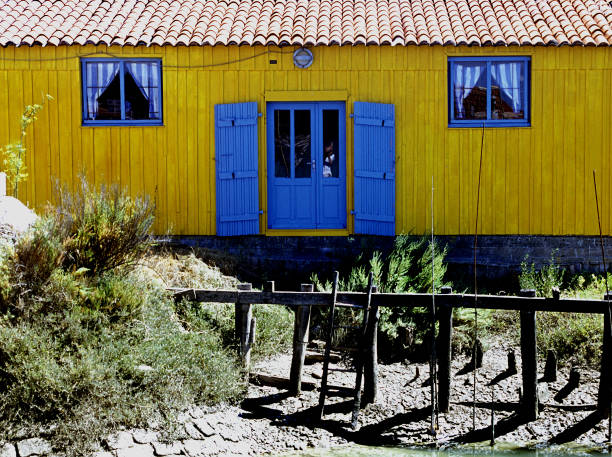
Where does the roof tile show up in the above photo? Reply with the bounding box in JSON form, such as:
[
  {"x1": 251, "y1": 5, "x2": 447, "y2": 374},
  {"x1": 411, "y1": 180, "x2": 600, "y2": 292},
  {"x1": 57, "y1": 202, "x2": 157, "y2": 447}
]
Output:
[{"x1": 0, "y1": 0, "x2": 609, "y2": 48}]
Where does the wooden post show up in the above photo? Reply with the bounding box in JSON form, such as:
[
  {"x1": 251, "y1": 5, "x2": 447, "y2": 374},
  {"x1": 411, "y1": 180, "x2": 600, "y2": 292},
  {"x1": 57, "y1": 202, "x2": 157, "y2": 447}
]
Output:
[
  {"x1": 519, "y1": 288, "x2": 538, "y2": 421},
  {"x1": 598, "y1": 294, "x2": 611, "y2": 416},
  {"x1": 363, "y1": 285, "x2": 379, "y2": 405},
  {"x1": 290, "y1": 284, "x2": 313, "y2": 395},
  {"x1": 236, "y1": 283, "x2": 253, "y2": 370},
  {"x1": 437, "y1": 286, "x2": 453, "y2": 413}
]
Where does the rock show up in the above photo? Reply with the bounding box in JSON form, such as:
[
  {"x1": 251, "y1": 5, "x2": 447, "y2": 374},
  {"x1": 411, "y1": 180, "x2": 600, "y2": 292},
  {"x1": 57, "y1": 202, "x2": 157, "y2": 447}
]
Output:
[
  {"x1": 131, "y1": 429, "x2": 158, "y2": 444},
  {"x1": 184, "y1": 422, "x2": 205, "y2": 440},
  {"x1": 16, "y1": 438, "x2": 52, "y2": 456},
  {"x1": 0, "y1": 443, "x2": 16, "y2": 457},
  {"x1": 182, "y1": 439, "x2": 210, "y2": 456},
  {"x1": 115, "y1": 444, "x2": 154, "y2": 457},
  {"x1": 105, "y1": 432, "x2": 134, "y2": 450},
  {"x1": 151, "y1": 442, "x2": 183, "y2": 456},
  {"x1": 0, "y1": 196, "x2": 37, "y2": 234},
  {"x1": 192, "y1": 419, "x2": 216, "y2": 437}
]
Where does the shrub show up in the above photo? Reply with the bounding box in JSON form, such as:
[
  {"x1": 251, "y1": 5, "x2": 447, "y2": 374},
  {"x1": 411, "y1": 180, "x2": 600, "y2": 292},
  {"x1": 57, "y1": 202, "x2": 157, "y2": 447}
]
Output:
[
  {"x1": 310, "y1": 235, "x2": 451, "y2": 358},
  {"x1": 53, "y1": 181, "x2": 155, "y2": 276},
  {"x1": 0, "y1": 272, "x2": 243, "y2": 456},
  {"x1": 519, "y1": 251, "x2": 565, "y2": 297},
  {"x1": 537, "y1": 312, "x2": 604, "y2": 367}
]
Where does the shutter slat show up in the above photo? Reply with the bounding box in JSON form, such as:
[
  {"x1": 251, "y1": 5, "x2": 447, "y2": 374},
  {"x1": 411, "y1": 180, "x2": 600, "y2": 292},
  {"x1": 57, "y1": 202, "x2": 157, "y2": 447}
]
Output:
[
  {"x1": 215, "y1": 102, "x2": 260, "y2": 236},
  {"x1": 353, "y1": 102, "x2": 395, "y2": 236}
]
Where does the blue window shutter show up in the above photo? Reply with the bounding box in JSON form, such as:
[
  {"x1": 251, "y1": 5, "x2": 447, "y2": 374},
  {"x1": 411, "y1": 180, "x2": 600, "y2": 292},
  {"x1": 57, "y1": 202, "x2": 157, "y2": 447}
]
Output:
[
  {"x1": 353, "y1": 102, "x2": 395, "y2": 236},
  {"x1": 215, "y1": 102, "x2": 260, "y2": 236}
]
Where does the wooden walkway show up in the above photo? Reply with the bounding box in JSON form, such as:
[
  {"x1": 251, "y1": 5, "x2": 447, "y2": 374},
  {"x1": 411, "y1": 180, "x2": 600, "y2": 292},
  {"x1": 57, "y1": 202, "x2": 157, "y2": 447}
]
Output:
[{"x1": 170, "y1": 281, "x2": 611, "y2": 435}]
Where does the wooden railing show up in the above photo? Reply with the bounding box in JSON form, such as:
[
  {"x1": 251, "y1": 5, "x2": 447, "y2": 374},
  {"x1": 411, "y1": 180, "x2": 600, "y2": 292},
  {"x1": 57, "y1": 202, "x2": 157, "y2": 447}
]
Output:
[{"x1": 170, "y1": 281, "x2": 611, "y2": 422}]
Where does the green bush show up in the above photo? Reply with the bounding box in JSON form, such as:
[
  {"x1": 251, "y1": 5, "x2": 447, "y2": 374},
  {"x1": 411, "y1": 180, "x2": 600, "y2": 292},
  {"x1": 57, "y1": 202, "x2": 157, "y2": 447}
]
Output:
[
  {"x1": 310, "y1": 235, "x2": 451, "y2": 358},
  {"x1": 0, "y1": 271, "x2": 243, "y2": 455},
  {"x1": 54, "y1": 181, "x2": 155, "y2": 276},
  {"x1": 536, "y1": 312, "x2": 604, "y2": 367},
  {"x1": 176, "y1": 299, "x2": 293, "y2": 361},
  {"x1": 519, "y1": 251, "x2": 565, "y2": 297}
]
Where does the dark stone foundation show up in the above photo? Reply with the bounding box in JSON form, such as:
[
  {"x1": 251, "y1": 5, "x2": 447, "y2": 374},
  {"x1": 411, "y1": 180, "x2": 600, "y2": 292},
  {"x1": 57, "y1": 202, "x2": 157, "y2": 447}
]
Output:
[{"x1": 163, "y1": 235, "x2": 612, "y2": 288}]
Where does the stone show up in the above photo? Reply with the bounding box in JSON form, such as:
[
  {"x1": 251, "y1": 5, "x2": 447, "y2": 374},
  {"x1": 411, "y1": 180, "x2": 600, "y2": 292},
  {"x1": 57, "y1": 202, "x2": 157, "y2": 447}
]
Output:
[
  {"x1": 0, "y1": 443, "x2": 16, "y2": 457},
  {"x1": 16, "y1": 438, "x2": 52, "y2": 456},
  {"x1": 105, "y1": 432, "x2": 134, "y2": 450},
  {"x1": 0, "y1": 196, "x2": 37, "y2": 233},
  {"x1": 131, "y1": 430, "x2": 157, "y2": 444},
  {"x1": 151, "y1": 442, "x2": 183, "y2": 456},
  {"x1": 183, "y1": 422, "x2": 205, "y2": 440},
  {"x1": 192, "y1": 419, "x2": 216, "y2": 437},
  {"x1": 115, "y1": 444, "x2": 154, "y2": 457},
  {"x1": 182, "y1": 439, "x2": 209, "y2": 457}
]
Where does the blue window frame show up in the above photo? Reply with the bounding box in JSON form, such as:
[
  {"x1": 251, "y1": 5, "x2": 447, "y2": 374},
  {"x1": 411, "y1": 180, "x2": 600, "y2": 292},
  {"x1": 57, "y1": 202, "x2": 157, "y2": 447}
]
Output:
[
  {"x1": 81, "y1": 58, "x2": 162, "y2": 126},
  {"x1": 448, "y1": 56, "x2": 530, "y2": 128}
]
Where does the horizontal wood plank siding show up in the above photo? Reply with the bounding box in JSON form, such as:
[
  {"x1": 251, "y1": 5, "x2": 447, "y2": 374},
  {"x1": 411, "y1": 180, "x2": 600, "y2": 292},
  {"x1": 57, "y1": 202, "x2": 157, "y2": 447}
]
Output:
[{"x1": 0, "y1": 45, "x2": 609, "y2": 236}]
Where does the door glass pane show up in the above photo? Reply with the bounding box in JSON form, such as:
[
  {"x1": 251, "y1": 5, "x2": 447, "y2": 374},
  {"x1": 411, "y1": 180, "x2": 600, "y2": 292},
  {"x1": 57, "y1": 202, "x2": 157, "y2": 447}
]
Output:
[
  {"x1": 274, "y1": 110, "x2": 290, "y2": 178},
  {"x1": 294, "y1": 110, "x2": 311, "y2": 178},
  {"x1": 453, "y1": 62, "x2": 486, "y2": 120},
  {"x1": 322, "y1": 110, "x2": 339, "y2": 178},
  {"x1": 491, "y1": 61, "x2": 525, "y2": 120}
]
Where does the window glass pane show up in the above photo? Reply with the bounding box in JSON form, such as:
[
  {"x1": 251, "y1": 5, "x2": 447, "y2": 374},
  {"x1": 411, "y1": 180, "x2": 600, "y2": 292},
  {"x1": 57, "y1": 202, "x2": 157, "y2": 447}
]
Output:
[
  {"x1": 491, "y1": 61, "x2": 525, "y2": 120},
  {"x1": 84, "y1": 62, "x2": 121, "y2": 120},
  {"x1": 274, "y1": 110, "x2": 290, "y2": 178},
  {"x1": 322, "y1": 110, "x2": 339, "y2": 178},
  {"x1": 453, "y1": 62, "x2": 486, "y2": 120},
  {"x1": 124, "y1": 62, "x2": 161, "y2": 120},
  {"x1": 294, "y1": 110, "x2": 311, "y2": 178}
]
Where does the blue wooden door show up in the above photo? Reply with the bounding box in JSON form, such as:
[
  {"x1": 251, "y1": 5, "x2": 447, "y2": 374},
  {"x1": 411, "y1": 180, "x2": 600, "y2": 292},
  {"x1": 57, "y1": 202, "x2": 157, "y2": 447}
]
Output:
[
  {"x1": 267, "y1": 102, "x2": 346, "y2": 230},
  {"x1": 214, "y1": 102, "x2": 260, "y2": 236},
  {"x1": 353, "y1": 102, "x2": 395, "y2": 235}
]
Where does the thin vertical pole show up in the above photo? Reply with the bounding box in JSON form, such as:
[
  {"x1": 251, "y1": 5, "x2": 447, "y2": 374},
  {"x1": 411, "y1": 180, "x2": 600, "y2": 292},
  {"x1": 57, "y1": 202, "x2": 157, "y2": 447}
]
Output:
[
  {"x1": 430, "y1": 175, "x2": 438, "y2": 434},
  {"x1": 593, "y1": 170, "x2": 612, "y2": 444},
  {"x1": 472, "y1": 122, "x2": 485, "y2": 430}
]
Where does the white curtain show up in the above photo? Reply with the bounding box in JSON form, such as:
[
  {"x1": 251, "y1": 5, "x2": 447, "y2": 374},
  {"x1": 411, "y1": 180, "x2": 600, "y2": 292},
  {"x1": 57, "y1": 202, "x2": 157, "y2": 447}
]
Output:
[
  {"x1": 86, "y1": 62, "x2": 120, "y2": 119},
  {"x1": 491, "y1": 62, "x2": 523, "y2": 113},
  {"x1": 454, "y1": 63, "x2": 483, "y2": 119},
  {"x1": 125, "y1": 62, "x2": 160, "y2": 119}
]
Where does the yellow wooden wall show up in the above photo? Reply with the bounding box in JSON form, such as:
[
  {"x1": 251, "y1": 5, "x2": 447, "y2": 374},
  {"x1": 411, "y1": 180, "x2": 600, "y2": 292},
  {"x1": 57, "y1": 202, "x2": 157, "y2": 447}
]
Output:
[{"x1": 0, "y1": 44, "x2": 610, "y2": 236}]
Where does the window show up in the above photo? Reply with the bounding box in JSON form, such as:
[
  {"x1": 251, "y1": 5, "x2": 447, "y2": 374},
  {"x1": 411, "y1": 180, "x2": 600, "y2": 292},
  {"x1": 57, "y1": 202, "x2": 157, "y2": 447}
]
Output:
[
  {"x1": 448, "y1": 56, "x2": 530, "y2": 127},
  {"x1": 81, "y1": 58, "x2": 162, "y2": 126}
]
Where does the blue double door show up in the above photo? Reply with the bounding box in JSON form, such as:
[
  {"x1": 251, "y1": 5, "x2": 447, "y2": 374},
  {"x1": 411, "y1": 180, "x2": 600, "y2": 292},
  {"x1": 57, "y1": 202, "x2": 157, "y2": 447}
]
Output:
[{"x1": 267, "y1": 102, "x2": 346, "y2": 229}]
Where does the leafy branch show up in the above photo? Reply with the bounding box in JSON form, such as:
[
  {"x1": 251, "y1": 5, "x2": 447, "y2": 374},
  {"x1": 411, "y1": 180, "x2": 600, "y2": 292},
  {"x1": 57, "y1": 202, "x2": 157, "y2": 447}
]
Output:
[{"x1": 1, "y1": 94, "x2": 53, "y2": 198}]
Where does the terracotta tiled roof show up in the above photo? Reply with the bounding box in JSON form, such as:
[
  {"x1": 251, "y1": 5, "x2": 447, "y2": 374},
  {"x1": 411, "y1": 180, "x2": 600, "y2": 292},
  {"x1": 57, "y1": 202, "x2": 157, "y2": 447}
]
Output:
[{"x1": 0, "y1": 0, "x2": 611, "y2": 47}]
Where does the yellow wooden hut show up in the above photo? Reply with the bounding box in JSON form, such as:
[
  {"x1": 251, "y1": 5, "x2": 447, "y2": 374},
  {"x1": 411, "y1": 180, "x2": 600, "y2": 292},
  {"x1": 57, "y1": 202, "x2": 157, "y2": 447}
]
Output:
[{"x1": 0, "y1": 0, "x2": 611, "y2": 243}]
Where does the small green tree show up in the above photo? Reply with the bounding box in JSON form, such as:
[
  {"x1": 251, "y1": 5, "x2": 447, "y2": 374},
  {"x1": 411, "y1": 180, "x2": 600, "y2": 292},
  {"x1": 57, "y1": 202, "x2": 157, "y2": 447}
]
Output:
[{"x1": 1, "y1": 95, "x2": 53, "y2": 198}]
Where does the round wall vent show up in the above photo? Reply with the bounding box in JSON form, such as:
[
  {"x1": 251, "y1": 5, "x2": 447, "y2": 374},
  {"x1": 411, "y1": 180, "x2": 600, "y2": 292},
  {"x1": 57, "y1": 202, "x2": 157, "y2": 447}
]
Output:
[{"x1": 293, "y1": 48, "x2": 313, "y2": 69}]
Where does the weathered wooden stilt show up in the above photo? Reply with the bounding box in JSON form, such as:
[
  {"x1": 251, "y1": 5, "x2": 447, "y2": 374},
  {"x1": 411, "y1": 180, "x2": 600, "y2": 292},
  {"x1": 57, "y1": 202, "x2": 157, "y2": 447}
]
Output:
[
  {"x1": 350, "y1": 272, "x2": 374, "y2": 429},
  {"x1": 236, "y1": 283, "x2": 254, "y2": 370},
  {"x1": 363, "y1": 285, "x2": 379, "y2": 405},
  {"x1": 289, "y1": 284, "x2": 314, "y2": 395},
  {"x1": 437, "y1": 286, "x2": 453, "y2": 413},
  {"x1": 507, "y1": 350, "x2": 517, "y2": 374},
  {"x1": 317, "y1": 272, "x2": 339, "y2": 420},
  {"x1": 543, "y1": 349, "x2": 557, "y2": 382},
  {"x1": 519, "y1": 289, "x2": 538, "y2": 421}
]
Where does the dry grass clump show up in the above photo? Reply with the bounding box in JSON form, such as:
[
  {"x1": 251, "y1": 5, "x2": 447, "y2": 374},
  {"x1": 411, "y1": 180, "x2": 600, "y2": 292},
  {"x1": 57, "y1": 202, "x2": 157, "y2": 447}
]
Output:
[{"x1": 137, "y1": 250, "x2": 238, "y2": 289}]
